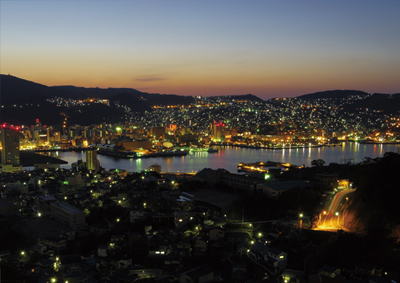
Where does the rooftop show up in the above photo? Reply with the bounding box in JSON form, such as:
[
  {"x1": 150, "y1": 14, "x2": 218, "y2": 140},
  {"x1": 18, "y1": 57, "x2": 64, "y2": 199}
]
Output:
[{"x1": 50, "y1": 201, "x2": 84, "y2": 215}]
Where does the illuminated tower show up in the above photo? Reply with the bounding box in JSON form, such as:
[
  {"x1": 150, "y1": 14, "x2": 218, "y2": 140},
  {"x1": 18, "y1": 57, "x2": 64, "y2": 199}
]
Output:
[
  {"x1": 86, "y1": 149, "x2": 100, "y2": 171},
  {"x1": 1, "y1": 125, "x2": 21, "y2": 172}
]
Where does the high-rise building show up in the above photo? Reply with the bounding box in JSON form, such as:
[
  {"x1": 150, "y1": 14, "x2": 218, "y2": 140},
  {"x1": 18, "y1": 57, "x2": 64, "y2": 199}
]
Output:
[
  {"x1": 86, "y1": 149, "x2": 100, "y2": 171},
  {"x1": 1, "y1": 126, "x2": 21, "y2": 172}
]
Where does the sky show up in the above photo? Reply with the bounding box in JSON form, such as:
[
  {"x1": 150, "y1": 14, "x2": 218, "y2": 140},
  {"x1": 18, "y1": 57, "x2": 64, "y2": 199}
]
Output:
[{"x1": 1, "y1": 0, "x2": 400, "y2": 99}]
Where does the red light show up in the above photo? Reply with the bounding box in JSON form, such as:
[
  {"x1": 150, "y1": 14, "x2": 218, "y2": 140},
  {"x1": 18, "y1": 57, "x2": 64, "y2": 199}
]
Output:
[
  {"x1": 222, "y1": 123, "x2": 225, "y2": 127},
  {"x1": 213, "y1": 121, "x2": 216, "y2": 124},
  {"x1": 15, "y1": 126, "x2": 20, "y2": 131},
  {"x1": 1, "y1": 124, "x2": 6, "y2": 128}
]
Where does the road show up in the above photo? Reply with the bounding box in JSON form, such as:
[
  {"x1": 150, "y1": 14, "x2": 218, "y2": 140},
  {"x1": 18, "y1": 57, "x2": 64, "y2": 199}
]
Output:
[{"x1": 314, "y1": 188, "x2": 356, "y2": 232}]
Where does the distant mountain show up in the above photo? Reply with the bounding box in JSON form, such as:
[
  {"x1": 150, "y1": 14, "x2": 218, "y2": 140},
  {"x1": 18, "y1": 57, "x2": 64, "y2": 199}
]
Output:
[
  {"x1": 343, "y1": 93, "x2": 400, "y2": 114},
  {"x1": 52, "y1": 85, "x2": 149, "y2": 100},
  {"x1": 216, "y1": 94, "x2": 264, "y2": 102},
  {"x1": 0, "y1": 74, "x2": 195, "y2": 126},
  {"x1": 0, "y1": 74, "x2": 57, "y2": 104},
  {"x1": 297, "y1": 90, "x2": 370, "y2": 100}
]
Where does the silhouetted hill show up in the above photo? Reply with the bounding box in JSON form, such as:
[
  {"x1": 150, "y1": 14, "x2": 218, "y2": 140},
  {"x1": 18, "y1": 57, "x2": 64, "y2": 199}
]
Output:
[
  {"x1": 1, "y1": 101, "x2": 64, "y2": 126},
  {"x1": 109, "y1": 93, "x2": 152, "y2": 112},
  {"x1": 65, "y1": 103, "x2": 128, "y2": 126},
  {"x1": 0, "y1": 75, "x2": 194, "y2": 125},
  {"x1": 216, "y1": 94, "x2": 264, "y2": 102},
  {"x1": 0, "y1": 74, "x2": 58, "y2": 104},
  {"x1": 343, "y1": 93, "x2": 400, "y2": 115},
  {"x1": 52, "y1": 85, "x2": 149, "y2": 100},
  {"x1": 146, "y1": 94, "x2": 195, "y2": 106},
  {"x1": 347, "y1": 152, "x2": 400, "y2": 233},
  {"x1": 297, "y1": 90, "x2": 370, "y2": 100}
]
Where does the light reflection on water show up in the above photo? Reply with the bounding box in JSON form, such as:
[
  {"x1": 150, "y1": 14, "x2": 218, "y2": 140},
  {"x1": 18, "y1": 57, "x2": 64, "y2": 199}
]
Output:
[{"x1": 50, "y1": 143, "x2": 400, "y2": 173}]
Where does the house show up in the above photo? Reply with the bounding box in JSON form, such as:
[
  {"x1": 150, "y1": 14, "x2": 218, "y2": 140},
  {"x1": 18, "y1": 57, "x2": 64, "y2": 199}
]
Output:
[
  {"x1": 130, "y1": 209, "x2": 148, "y2": 223},
  {"x1": 60, "y1": 228, "x2": 77, "y2": 241},
  {"x1": 267, "y1": 246, "x2": 288, "y2": 271},
  {"x1": 256, "y1": 180, "x2": 310, "y2": 198},
  {"x1": 369, "y1": 275, "x2": 392, "y2": 283},
  {"x1": 309, "y1": 273, "x2": 345, "y2": 283},
  {"x1": 209, "y1": 227, "x2": 225, "y2": 243},
  {"x1": 321, "y1": 265, "x2": 341, "y2": 278},
  {"x1": 193, "y1": 236, "x2": 208, "y2": 255},
  {"x1": 174, "y1": 211, "x2": 190, "y2": 228},
  {"x1": 0, "y1": 199, "x2": 19, "y2": 215},
  {"x1": 178, "y1": 264, "x2": 214, "y2": 283},
  {"x1": 355, "y1": 262, "x2": 383, "y2": 277},
  {"x1": 250, "y1": 242, "x2": 288, "y2": 272},
  {"x1": 98, "y1": 244, "x2": 108, "y2": 257},
  {"x1": 226, "y1": 231, "x2": 251, "y2": 243},
  {"x1": 172, "y1": 242, "x2": 192, "y2": 257},
  {"x1": 189, "y1": 206, "x2": 209, "y2": 218},
  {"x1": 42, "y1": 236, "x2": 67, "y2": 250},
  {"x1": 147, "y1": 234, "x2": 170, "y2": 256}
]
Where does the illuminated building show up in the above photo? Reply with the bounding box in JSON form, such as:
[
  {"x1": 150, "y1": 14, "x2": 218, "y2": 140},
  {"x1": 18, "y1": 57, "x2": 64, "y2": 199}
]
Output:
[
  {"x1": 151, "y1": 126, "x2": 166, "y2": 139},
  {"x1": 1, "y1": 125, "x2": 22, "y2": 172},
  {"x1": 149, "y1": 163, "x2": 161, "y2": 174},
  {"x1": 86, "y1": 149, "x2": 100, "y2": 171},
  {"x1": 210, "y1": 121, "x2": 226, "y2": 142}
]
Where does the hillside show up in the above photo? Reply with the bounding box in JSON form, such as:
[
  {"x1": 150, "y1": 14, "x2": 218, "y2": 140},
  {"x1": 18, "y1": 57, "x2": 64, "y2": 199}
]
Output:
[
  {"x1": 347, "y1": 152, "x2": 400, "y2": 233},
  {"x1": 297, "y1": 90, "x2": 370, "y2": 100},
  {"x1": 0, "y1": 74, "x2": 58, "y2": 104},
  {"x1": 0, "y1": 75, "x2": 194, "y2": 125},
  {"x1": 342, "y1": 93, "x2": 400, "y2": 114}
]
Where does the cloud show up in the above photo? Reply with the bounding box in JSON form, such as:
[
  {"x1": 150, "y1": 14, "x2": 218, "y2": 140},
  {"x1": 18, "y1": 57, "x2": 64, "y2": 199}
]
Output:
[{"x1": 135, "y1": 76, "x2": 166, "y2": 82}]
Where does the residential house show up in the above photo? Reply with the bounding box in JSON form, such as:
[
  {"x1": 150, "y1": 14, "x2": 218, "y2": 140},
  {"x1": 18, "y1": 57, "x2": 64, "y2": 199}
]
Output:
[
  {"x1": 193, "y1": 236, "x2": 208, "y2": 255},
  {"x1": 178, "y1": 264, "x2": 214, "y2": 283},
  {"x1": 147, "y1": 234, "x2": 170, "y2": 256},
  {"x1": 42, "y1": 236, "x2": 67, "y2": 250}
]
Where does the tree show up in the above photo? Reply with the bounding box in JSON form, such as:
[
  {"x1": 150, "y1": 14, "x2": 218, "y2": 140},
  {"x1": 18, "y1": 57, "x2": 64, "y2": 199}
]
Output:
[{"x1": 311, "y1": 159, "x2": 325, "y2": 167}]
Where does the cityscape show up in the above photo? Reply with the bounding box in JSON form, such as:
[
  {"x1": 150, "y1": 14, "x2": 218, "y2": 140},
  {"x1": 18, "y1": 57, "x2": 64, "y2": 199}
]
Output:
[{"x1": 1, "y1": 1, "x2": 400, "y2": 283}]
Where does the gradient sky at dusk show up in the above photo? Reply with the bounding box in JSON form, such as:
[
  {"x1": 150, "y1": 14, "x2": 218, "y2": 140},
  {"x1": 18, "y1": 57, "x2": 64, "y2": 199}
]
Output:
[{"x1": 1, "y1": 1, "x2": 400, "y2": 99}]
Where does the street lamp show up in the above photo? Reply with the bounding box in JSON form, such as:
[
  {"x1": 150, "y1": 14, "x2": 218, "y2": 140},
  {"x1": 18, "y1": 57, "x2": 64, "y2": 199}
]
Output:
[{"x1": 299, "y1": 213, "x2": 303, "y2": 228}]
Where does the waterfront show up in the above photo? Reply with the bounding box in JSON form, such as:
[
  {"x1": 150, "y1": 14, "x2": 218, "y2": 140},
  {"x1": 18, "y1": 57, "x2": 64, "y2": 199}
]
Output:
[{"x1": 50, "y1": 143, "x2": 400, "y2": 173}]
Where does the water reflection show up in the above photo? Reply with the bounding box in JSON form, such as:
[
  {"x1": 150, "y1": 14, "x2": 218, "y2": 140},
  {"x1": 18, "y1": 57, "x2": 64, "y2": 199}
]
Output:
[{"x1": 51, "y1": 143, "x2": 400, "y2": 173}]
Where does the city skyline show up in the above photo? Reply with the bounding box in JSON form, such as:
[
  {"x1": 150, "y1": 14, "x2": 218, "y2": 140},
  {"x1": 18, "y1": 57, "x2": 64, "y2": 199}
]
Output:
[{"x1": 1, "y1": 1, "x2": 400, "y2": 99}]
